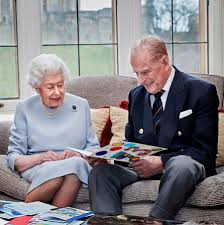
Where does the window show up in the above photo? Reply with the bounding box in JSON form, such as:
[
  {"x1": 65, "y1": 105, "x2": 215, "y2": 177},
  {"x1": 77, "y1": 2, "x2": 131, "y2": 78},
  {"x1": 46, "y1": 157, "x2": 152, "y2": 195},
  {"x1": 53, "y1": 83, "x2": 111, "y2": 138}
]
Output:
[
  {"x1": 0, "y1": 0, "x2": 219, "y2": 113},
  {"x1": 41, "y1": 0, "x2": 118, "y2": 77},
  {"x1": 0, "y1": 0, "x2": 18, "y2": 99},
  {"x1": 141, "y1": 0, "x2": 208, "y2": 74}
]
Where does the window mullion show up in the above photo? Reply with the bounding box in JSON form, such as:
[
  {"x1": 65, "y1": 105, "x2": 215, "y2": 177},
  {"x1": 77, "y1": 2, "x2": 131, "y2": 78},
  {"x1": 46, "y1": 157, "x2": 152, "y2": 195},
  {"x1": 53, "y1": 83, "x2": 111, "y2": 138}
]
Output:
[
  {"x1": 117, "y1": 0, "x2": 140, "y2": 77},
  {"x1": 17, "y1": 0, "x2": 41, "y2": 99}
]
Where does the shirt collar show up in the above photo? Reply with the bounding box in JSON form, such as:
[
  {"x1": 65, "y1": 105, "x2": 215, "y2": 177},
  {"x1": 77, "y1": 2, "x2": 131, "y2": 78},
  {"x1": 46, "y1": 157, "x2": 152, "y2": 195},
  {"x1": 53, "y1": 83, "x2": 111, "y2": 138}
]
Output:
[{"x1": 162, "y1": 66, "x2": 175, "y2": 93}]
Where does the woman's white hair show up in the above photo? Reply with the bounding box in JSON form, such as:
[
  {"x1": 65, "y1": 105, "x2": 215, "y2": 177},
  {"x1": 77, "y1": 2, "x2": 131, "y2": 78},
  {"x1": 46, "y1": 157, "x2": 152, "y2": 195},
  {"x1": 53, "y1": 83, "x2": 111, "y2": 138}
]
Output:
[{"x1": 27, "y1": 54, "x2": 70, "y2": 88}]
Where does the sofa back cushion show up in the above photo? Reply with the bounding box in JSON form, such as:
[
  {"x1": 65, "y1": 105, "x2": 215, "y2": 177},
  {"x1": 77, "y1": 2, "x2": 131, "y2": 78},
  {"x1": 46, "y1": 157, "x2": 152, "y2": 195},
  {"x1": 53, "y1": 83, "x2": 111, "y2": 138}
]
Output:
[
  {"x1": 191, "y1": 74, "x2": 224, "y2": 108},
  {"x1": 65, "y1": 76, "x2": 138, "y2": 108},
  {"x1": 66, "y1": 74, "x2": 223, "y2": 109}
]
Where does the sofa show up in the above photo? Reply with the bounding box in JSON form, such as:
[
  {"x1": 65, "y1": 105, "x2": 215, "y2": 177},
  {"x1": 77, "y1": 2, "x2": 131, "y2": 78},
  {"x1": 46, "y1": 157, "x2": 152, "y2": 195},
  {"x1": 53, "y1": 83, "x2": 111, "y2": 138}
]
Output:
[{"x1": 0, "y1": 75, "x2": 224, "y2": 224}]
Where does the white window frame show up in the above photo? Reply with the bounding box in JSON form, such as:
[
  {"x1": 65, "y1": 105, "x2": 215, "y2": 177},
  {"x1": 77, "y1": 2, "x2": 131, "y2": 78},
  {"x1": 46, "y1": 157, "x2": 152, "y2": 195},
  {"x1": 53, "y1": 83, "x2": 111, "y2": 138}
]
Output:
[{"x1": 1, "y1": 0, "x2": 40, "y2": 113}]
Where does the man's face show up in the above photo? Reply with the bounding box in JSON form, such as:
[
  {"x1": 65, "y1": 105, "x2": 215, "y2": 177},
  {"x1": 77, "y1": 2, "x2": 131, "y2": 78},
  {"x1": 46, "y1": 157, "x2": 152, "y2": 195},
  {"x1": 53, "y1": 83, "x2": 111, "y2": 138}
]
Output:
[
  {"x1": 36, "y1": 73, "x2": 65, "y2": 108},
  {"x1": 131, "y1": 50, "x2": 170, "y2": 94}
]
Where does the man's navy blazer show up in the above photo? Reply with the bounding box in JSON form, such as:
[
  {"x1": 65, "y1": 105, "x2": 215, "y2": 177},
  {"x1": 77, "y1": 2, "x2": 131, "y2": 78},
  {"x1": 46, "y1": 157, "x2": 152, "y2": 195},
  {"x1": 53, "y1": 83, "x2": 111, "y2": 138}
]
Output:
[{"x1": 125, "y1": 68, "x2": 219, "y2": 177}]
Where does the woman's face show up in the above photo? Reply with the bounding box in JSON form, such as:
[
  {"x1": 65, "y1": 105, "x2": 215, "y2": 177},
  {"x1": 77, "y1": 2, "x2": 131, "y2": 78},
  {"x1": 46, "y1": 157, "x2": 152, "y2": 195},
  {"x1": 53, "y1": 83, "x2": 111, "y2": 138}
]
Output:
[{"x1": 36, "y1": 73, "x2": 65, "y2": 108}]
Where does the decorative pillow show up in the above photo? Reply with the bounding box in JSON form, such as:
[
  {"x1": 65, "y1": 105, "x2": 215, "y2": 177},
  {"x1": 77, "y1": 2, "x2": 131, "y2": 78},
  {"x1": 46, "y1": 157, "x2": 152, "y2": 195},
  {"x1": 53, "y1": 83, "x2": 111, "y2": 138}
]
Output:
[
  {"x1": 90, "y1": 108, "x2": 110, "y2": 144},
  {"x1": 100, "y1": 118, "x2": 112, "y2": 147},
  {"x1": 119, "y1": 100, "x2": 129, "y2": 110},
  {"x1": 217, "y1": 111, "x2": 224, "y2": 166},
  {"x1": 109, "y1": 106, "x2": 128, "y2": 144}
]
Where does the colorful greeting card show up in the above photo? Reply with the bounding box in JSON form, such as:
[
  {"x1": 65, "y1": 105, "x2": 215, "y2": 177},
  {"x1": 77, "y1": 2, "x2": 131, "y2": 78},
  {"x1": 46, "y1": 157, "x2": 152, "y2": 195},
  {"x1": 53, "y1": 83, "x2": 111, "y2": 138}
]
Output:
[{"x1": 68, "y1": 142, "x2": 167, "y2": 163}]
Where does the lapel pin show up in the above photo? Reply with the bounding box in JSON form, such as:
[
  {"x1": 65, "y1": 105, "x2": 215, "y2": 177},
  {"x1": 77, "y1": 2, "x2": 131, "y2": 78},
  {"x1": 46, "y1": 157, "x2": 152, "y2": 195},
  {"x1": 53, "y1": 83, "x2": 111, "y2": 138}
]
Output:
[
  {"x1": 177, "y1": 131, "x2": 182, "y2": 136},
  {"x1": 72, "y1": 105, "x2": 77, "y2": 112},
  {"x1": 139, "y1": 128, "x2": 144, "y2": 134}
]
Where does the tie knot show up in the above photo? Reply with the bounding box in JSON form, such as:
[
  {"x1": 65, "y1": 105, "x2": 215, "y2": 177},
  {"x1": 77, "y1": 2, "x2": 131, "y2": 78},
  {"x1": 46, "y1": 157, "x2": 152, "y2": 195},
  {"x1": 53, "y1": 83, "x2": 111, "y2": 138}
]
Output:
[{"x1": 154, "y1": 90, "x2": 164, "y2": 99}]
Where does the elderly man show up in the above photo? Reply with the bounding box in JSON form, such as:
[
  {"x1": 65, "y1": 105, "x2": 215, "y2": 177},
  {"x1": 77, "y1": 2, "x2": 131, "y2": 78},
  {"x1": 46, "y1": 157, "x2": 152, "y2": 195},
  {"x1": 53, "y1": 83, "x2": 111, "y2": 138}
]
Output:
[{"x1": 88, "y1": 36, "x2": 219, "y2": 220}]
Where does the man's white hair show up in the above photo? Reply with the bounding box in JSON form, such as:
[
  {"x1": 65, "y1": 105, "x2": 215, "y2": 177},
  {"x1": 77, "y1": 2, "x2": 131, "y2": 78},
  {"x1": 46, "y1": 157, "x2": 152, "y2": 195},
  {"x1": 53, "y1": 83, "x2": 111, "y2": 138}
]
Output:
[
  {"x1": 130, "y1": 35, "x2": 168, "y2": 62},
  {"x1": 27, "y1": 54, "x2": 70, "y2": 88}
]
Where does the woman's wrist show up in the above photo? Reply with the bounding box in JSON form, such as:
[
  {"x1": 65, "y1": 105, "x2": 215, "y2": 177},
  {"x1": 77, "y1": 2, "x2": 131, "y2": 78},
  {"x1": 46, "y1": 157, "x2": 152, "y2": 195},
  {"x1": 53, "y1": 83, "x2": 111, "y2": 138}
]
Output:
[{"x1": 37, "y1": 153, "x2": 44, "y2": 164}]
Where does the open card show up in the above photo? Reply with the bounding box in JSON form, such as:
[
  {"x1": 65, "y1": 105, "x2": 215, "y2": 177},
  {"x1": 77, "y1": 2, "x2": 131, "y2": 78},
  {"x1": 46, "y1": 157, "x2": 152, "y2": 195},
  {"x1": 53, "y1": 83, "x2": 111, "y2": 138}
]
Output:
[{"x1": 67, "y1": 141, "x2": 167, "y2": 163}]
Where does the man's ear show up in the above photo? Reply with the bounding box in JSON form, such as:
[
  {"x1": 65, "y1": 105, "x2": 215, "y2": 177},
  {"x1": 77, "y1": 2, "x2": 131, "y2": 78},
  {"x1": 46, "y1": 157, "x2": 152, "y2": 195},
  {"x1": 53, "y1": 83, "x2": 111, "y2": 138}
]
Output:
[{"x1": 161, "y1": 55, "x2": 169, "y2": 65}]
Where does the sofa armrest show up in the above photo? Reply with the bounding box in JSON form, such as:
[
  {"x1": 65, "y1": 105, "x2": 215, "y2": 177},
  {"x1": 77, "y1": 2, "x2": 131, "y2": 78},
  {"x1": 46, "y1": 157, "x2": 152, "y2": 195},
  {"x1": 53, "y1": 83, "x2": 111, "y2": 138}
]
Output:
[
  {"x1": 187, "y1": 172, "x2": 224, "y2": 207},
  {"x1": 216, "y1": 165, "x2": 224, "y2": 174},
  {"x1": 0, "y1": 120, "x2": 12, "y2": 155}
]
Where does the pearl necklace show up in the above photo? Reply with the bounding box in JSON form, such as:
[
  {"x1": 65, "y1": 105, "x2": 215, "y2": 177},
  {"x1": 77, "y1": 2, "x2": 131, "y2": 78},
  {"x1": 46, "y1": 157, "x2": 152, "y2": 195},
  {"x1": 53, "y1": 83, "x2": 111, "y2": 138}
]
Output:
[{"x1": 40, "y1": 101, "x2": 62, "y2": 119}]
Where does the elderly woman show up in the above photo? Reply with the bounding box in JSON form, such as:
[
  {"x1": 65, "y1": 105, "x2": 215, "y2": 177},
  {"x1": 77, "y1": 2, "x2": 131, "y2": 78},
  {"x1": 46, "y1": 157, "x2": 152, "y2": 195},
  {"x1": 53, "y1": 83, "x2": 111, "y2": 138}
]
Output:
[{"x1": 7, "y1": 54, "x2": 100, "y2": 207}]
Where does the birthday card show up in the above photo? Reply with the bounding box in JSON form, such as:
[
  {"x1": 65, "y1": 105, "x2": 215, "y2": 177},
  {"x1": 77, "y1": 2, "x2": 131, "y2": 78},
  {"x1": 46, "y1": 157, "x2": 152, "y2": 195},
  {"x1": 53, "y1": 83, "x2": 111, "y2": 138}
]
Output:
[{"x1": 67, "y1": 142, "x2": 167, "y2": 163}]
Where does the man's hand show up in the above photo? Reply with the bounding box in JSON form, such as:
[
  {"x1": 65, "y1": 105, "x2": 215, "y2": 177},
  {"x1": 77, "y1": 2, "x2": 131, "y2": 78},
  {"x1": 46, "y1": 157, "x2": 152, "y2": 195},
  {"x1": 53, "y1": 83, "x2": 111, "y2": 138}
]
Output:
[
  {"x1": 85, "y1": 157, "x2": 108, "y2": 167},
  {"x1": 130, "y1": 156, "x2": 164, "y2": 179}
]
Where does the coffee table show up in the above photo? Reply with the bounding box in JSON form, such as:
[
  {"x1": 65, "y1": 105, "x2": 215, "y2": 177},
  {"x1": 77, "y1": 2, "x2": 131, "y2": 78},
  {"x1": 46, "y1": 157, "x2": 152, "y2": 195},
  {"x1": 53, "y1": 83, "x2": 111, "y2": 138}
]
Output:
[{"x1": 82, "y1": 214, "x2": 217, "y2": 225}]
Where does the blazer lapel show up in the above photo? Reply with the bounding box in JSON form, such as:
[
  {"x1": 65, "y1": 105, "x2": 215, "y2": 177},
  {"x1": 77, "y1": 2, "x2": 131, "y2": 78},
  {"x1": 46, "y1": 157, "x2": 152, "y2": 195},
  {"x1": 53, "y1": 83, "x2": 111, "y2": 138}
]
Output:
[{"x1": 159, "y1": 70, "x2": 187, "y2": 147}]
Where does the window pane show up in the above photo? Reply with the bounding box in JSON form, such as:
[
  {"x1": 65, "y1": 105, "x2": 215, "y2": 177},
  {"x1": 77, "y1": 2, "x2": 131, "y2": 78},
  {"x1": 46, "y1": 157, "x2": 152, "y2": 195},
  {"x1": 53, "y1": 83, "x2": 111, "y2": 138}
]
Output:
[
  {"x1": 173, "y1": 0, "x2": 206, "y2": 42},
  {"x1": 173, "y1": 43, "x2": 207, "y2": 73},
  {"x1": 79, "y1": 45, "x2": 114, "y2": 75},
  {"x1": 41, "y1": 45, "x2": 79, "y2": 77},
  {"x1": 0, "y1": 0, "x2": 16, "y2": 45},
  {"x1": 166, "y1": 44, "x2": 173, "y2": 64},
  {"x1": 41, "y1": 0, "x2": 77, "y2": 44},
  {"x1": 79, "y1": 0, "x2": 113, "y2": 44},
  {"x1": 141, "y1": 0, "x2": 172, "y2": 42},
  {"x1": 0, "y1": 47, "x2": 18, "y2": 98}
]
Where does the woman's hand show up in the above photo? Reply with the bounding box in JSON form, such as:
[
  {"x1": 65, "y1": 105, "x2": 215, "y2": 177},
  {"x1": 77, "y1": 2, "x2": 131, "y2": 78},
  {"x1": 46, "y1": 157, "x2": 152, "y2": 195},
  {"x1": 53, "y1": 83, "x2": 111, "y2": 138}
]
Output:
[
  {"x1": 40, "y1": 150, "x2": 64, "y2": 162},
  {"x1": 15, "y1": 151, "x2": 63, "y2": 172},
  {"x1": 61, "y1": 149, "x2": 82, "y2": 159}
]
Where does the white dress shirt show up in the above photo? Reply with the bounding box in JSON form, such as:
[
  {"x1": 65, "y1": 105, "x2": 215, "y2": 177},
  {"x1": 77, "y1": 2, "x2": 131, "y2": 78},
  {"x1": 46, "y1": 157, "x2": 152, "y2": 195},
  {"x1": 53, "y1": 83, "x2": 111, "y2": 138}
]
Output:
[{"x1": 150, "y1": 66, "x2": 175, "y2": 110}]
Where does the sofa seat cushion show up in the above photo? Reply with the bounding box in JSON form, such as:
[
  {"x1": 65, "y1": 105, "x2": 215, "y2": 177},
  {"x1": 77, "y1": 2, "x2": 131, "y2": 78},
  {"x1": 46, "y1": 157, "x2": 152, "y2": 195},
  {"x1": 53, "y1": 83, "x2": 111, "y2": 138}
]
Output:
[
  {"x1": 122, "y1": 172, "x2": 224, "y2": 207},
  {"x1": 76, "y1": 187, "x2": 89, "y2": 203},
  {"x1": 0, "y1": 155, "x2": 29, "y2": 200},
  {"x1": 122, "y1": 180, "x2": 159, "y2": 204},
  {"x1": 1, "y1": 154, "x2": 224, "y2": 207}
]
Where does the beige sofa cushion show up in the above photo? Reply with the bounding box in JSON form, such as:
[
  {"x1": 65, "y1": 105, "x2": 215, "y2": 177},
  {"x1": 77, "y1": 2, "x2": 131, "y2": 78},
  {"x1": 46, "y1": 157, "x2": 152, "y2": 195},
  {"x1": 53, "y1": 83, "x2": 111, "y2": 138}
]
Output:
[
  {"x1": 1, "y1": 153, "x2": 224, "y2": 207},
  {"x1": 122, "y1": 172, "x2": 224, "y2": 207},
  {"x1": 0, "y1": 155, "x2": 28, "y2": 200},
  {"x1": 90, "y1": 108, "x2": 109, "y2": 142},
  {"x1": 109, "y1": 106, "x2": 128, "y2": 144}
]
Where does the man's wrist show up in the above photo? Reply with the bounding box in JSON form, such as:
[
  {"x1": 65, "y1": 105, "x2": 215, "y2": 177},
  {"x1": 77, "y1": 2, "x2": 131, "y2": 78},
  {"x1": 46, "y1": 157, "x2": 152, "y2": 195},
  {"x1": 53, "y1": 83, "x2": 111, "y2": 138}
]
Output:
[{"x1": 158, "y1": 156, "x2": 164, "y2": 174}]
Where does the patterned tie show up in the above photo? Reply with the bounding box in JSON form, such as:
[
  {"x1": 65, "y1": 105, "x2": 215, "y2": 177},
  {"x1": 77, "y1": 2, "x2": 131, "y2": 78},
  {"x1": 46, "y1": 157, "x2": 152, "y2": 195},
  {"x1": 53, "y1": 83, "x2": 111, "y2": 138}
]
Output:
[{"x1": 152, "y1": 90, "x2": 164, "y2": 145}]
